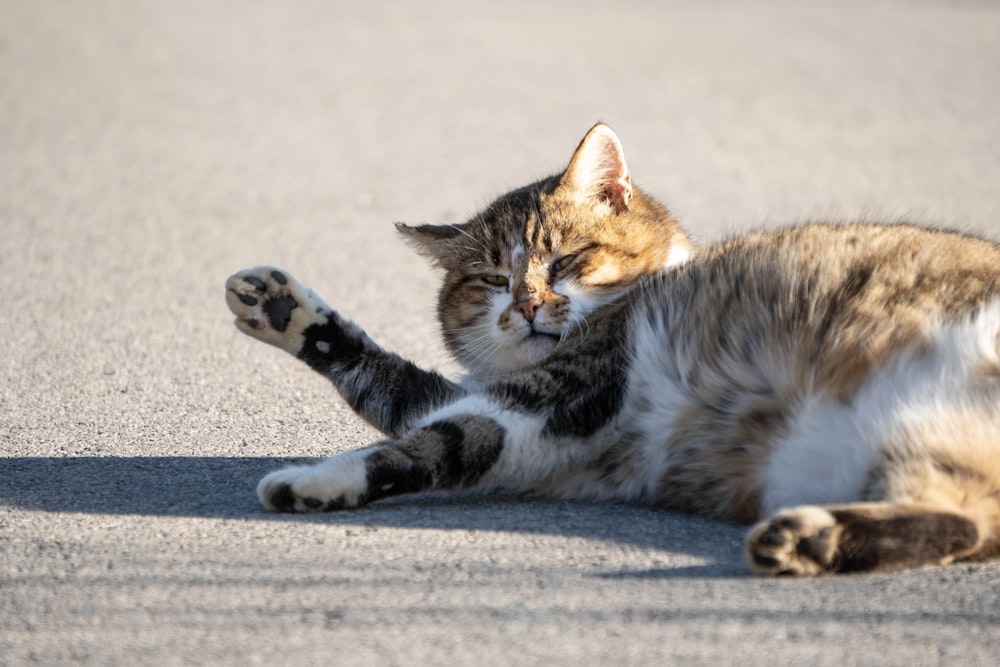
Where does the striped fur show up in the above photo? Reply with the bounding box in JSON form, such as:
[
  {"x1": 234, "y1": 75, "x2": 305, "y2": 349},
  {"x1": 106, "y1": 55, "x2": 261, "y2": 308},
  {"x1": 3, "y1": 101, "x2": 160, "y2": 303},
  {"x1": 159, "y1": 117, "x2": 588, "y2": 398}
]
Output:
[{"x1": 228, "y1": 124, "x2": 1000, "y2": 575}]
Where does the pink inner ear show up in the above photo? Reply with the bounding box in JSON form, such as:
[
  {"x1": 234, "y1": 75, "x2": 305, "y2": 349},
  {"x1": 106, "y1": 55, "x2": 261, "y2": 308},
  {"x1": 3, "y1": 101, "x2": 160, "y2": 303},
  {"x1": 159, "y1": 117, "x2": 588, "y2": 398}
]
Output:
[
  {"x1": 603, "y1": 172, "x2": 632, "y2": 213},
  {"x1": 564, "y1": 124, "x2": 633, "y2": 212}
]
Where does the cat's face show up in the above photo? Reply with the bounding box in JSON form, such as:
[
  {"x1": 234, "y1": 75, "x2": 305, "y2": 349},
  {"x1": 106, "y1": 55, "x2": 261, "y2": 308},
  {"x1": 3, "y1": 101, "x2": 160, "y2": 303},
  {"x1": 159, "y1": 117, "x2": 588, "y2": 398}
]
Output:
[{"x1": 399, "y1": 124, "x2": 693, "y2": 377}]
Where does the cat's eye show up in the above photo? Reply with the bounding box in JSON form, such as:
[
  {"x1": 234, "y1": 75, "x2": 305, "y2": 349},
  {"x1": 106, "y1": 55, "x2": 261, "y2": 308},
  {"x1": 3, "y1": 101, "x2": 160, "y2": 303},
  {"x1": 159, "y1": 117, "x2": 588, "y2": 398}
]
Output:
[
  {"x1": 553, "y1": 254, "x2": 578, "y2": 272},
  {"x1": 482, "y1": 275, "x2": 510, "y2": 288}
]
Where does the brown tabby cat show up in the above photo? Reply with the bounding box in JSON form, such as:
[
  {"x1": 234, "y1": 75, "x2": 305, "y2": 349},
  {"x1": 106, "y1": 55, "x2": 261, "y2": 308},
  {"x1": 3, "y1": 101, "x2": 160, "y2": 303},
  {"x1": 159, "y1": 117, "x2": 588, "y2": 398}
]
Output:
[{"x1": 226, "y1": 124, "x2": 1000, "y2": 575}]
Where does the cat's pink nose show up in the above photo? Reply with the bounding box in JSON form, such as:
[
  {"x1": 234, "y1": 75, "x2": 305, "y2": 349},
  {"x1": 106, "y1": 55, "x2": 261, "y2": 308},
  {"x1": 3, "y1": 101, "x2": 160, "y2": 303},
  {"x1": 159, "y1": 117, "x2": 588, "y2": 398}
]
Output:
[{"x1": 515, "y1": 297, "x2": 543, "y2": 322}]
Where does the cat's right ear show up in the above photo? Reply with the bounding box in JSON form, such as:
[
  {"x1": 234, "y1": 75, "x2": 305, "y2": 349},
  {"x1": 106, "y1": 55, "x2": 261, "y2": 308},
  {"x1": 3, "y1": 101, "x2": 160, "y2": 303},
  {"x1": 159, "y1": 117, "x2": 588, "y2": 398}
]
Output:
[
  {"x1": 559, "y1": 123, "x2": 633, "y2": 214},
  {"x1": 395, "y1": 222, "x2": 463, "y2": 267}
]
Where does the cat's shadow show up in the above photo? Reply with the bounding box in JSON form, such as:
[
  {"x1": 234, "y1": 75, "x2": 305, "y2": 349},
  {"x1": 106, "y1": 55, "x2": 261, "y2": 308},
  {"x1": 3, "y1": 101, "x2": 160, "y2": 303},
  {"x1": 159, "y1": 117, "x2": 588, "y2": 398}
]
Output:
[{"x1": 1, "y1": 456, "x2": 748, "y2": 577}]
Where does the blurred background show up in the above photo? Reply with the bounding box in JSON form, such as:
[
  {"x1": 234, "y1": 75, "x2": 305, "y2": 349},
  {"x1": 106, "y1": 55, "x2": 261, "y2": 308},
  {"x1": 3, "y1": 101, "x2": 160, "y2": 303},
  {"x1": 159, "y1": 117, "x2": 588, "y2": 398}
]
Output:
[{"x1": 5, "y1": 2, "x2": 998, "y2": 450}]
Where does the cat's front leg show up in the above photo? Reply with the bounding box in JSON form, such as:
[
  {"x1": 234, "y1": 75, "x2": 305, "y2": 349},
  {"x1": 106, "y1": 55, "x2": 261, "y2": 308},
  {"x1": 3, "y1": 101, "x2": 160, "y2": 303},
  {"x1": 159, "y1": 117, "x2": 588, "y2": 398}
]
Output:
[
  {"x1": 257, "y1": 415, "x2": 507, "y2": 512},
  {"x1": 226, "y1": 266, "x2": 463, "y2": 436}
]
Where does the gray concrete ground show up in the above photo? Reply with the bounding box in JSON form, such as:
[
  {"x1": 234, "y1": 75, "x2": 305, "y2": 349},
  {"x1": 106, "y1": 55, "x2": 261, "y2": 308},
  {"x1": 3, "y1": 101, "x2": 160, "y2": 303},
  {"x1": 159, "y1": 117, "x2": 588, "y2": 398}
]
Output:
[{"x1": 2, "y1": 1, "x2": 999, "y2": 664}]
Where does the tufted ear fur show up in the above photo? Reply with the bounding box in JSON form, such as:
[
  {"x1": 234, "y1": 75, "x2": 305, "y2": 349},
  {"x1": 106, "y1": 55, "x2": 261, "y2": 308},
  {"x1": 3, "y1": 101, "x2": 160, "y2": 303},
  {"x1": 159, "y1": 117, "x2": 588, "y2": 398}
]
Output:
[
  {"x1": 559, "y1": 123, "x2": 633, "y2": 214},
  {"x1": 395, "y1": 222, "x2": 465, "y2": 268}
]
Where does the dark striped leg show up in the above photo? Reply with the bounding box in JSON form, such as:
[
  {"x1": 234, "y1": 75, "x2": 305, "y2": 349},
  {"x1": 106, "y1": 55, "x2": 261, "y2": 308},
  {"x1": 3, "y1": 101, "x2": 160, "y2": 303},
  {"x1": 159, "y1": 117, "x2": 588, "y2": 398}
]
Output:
[
  {"x1": 746, "y1": 503, "x2": 981, "y2": 575},
  {"x1": 226, "y1": 266, "x2": 464, "y2": 436},
  {"x1": 257, "y1": 415, "x2": 506, "y2": 512}
]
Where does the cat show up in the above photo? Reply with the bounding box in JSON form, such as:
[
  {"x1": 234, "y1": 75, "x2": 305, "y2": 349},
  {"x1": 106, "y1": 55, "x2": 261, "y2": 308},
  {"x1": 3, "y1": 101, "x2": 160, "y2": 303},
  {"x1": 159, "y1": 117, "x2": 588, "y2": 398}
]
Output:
[{"x1": 226, "y1": 123, "x2": 1000, "y2": 576}]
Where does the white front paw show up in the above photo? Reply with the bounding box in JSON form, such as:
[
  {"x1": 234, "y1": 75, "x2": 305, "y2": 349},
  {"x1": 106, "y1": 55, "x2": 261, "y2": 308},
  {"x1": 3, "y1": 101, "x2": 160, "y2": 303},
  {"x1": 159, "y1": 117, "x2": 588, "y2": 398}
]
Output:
[
  {"x1": 257, "y1": 450, "x2": 371, "y2": 512},
  {"x1": 225, "y1": 266, "x2": 330, "y2": 354}
]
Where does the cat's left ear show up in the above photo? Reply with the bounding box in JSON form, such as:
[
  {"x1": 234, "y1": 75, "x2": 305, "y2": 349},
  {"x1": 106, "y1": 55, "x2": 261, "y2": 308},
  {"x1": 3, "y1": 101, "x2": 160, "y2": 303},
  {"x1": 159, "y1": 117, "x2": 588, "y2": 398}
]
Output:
[
  {"x1": 559, "y1": 123, "x2": 633, "y2": 214},
  {"x1": 395, "y1": 222, "x2": 463, "y2": 267}
]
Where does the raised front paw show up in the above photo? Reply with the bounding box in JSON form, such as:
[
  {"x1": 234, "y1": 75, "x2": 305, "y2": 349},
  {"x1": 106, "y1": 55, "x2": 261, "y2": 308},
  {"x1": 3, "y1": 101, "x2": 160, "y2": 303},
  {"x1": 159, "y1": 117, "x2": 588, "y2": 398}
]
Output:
[
  {"x1": 257, "y1": 450, "x2": 372, "y2": 512},
  {"x1": 225, "y1": 266, "x2": 331, "y2": 354},
  {"x1": 746, "y1": 506, "x2": 841, "y2": 576}
]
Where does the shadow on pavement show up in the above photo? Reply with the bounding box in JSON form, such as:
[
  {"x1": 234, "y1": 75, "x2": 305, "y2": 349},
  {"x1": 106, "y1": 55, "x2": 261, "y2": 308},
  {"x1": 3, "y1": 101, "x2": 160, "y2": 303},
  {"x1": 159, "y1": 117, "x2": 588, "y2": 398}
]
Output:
[{"x1": 1, "y1": 456, "x2": 748, "y2": 571}]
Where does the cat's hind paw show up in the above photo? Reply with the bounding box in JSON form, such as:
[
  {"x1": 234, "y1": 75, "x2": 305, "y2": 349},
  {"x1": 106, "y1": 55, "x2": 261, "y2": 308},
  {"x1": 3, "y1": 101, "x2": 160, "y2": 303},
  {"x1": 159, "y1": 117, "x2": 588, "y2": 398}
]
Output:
[
  {"x1": 257, "y1": 451, "x2": 372, "y2": 512},
  {"x1": 225, "y1": 266, "x2": 331, "y2": 354},
  {"x1": 746, "y1": 506, "x2": 841, "y2": 576}
]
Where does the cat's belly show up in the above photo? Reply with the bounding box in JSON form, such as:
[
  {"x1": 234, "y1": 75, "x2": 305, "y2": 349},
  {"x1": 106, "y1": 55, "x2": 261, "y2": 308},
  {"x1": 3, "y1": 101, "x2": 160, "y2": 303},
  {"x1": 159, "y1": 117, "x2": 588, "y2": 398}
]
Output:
[
  {"x1": 758, "y1": 395, "x2": 882, "y2": 515},
  {"x1": 761, "y1": 302, "x2": 1000, "y2": 515}
]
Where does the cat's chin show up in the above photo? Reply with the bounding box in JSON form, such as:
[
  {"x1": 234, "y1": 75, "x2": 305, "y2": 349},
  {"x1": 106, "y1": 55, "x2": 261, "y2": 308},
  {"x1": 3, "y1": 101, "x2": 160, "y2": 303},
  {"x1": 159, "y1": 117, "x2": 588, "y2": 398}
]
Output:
[
  {"x1": 462, "y1": 333, "x2": 561, "y2": 377},
  {"x1": 519, "y1": 332, "x2": 560, "y2": 362}
]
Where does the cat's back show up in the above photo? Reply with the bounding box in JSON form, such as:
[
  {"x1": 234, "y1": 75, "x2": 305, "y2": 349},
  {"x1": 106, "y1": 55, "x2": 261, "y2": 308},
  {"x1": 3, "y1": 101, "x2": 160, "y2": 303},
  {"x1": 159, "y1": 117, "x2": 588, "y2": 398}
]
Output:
[
  {"x1": 699, "y1": 221, "x2": 1000, "y2": 307},
  {"x1": 644, "y1": 222, "x2": 1000, "y2": 396}
]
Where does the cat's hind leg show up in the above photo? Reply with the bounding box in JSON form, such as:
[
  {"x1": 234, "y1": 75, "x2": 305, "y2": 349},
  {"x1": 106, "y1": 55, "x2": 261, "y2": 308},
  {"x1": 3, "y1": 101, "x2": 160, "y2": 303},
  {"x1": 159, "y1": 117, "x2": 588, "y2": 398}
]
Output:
[
  {"x1": 745, "y1": 503, "x2": 982, "y2": 575},
  {"x1": 747, "y1": 429, "x2": 1000, "y2": 575}
]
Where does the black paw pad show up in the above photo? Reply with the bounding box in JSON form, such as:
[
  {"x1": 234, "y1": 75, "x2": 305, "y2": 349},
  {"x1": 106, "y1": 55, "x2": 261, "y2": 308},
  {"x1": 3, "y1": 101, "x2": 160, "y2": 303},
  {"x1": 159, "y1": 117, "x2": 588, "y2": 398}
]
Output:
[
  {"x1": 263, "y1": 295, "x2": 299, "y2": 332},
  {"x1": 777, "y1": 516, "x2": 804, "y2": 531},
  {"x1": 243, "y1": 276, "x2": 267, "y2": 291},
  {"x1": 759, "y1": 527, "x2": 789, "y2": 547},
  {"x1": 752, "y1": 552, "x2": 781, "y2": 568},
  {"x1": 796, "y1": 527, "x2": 834, "y2": 561},
  {"x1": 324, "y1": 495, "x2": 348, "y2": 511},
  {"x1": 270, "y1": 270, "x2": 288, "y2": 285},
  {"x1": 269, "y1": 484, "x2": 298, "y2": 512}
]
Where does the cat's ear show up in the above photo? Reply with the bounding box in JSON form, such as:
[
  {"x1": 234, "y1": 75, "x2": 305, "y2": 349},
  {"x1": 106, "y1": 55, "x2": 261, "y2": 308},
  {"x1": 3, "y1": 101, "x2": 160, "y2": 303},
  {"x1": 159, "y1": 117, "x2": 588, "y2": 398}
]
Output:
[
  {"x1": 395, "y1": 222, "x2": 463, "y2": 267},
  {"x1": 559, "y1": 123, "x2": 633, "y2": 214}
]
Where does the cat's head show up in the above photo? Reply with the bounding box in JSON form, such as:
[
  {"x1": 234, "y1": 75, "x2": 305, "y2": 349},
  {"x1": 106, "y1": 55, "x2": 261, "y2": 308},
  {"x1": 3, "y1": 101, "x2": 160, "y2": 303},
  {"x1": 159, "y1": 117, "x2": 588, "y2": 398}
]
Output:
[{"x1": 398, "y1": 123, "x2": 693, "y2": 377}]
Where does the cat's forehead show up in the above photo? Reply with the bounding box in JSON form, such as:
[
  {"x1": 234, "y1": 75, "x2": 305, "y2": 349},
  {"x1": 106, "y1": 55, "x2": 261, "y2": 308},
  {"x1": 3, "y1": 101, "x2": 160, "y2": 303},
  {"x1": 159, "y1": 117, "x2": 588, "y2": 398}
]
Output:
[
  {"x1": 470, "y1": 213, "x2": 565, "y2": 265},
  {"x1": 475, "y1": 190, "x2": 579, "y2": 255}
]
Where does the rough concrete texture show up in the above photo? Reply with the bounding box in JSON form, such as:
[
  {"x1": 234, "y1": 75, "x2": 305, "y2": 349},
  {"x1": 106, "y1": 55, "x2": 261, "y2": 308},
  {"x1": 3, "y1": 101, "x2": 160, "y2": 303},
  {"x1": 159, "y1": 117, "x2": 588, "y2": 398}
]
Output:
[{"x1": 2, "y1": 1, "x2": 999, "y2": 664}]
